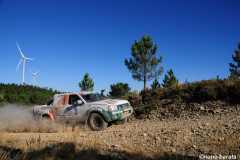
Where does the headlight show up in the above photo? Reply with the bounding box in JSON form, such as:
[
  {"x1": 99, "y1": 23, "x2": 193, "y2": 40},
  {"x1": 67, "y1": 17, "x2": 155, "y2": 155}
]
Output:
[{"x1": 107, "y1": 105, "x2": 118, "y2": 111}]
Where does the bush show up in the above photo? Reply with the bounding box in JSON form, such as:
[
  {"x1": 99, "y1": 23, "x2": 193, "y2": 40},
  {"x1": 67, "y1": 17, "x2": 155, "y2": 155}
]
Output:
[{"x1": 119, "y1": 78, "x2": 240, "y2": 113}]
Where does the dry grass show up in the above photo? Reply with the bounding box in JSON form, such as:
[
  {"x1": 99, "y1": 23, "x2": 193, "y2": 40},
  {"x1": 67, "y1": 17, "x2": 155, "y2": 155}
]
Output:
[
  {"x1": 0, "y1": 125, "x2": 239, "y2": 160},
  {"x1": 210, "y1": 133, "x2": 240, "y2": 157},
  {"x1": 0, "y1": 132, "x2": 5, "y2": 146}
]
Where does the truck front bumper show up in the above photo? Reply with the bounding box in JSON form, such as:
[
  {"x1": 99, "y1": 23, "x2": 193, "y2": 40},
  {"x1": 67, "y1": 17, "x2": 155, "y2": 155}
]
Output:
[{"x1": 107, "y1": 106, "x2": 133, "y2": 121}]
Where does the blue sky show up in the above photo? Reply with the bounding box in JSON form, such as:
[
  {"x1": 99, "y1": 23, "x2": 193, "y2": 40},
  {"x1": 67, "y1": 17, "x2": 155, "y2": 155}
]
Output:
[{"x1": 0, "y1": 0, "x2": 240, "y2": 94}]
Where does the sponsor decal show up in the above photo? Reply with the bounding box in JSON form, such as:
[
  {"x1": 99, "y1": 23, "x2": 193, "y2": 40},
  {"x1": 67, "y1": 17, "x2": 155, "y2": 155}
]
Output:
[
  {"x1": 74, "y1": 108, "x2": 77, "y2": 115},
  {"x1": 47, "y1": 110, "x2": 55, "y2": 121},
  {"x1": 53, "y1": 95, "x2": 69, "y2": 117},
  {"x1": 34, "y1": 110, "x2": 40, "y2": 116}
]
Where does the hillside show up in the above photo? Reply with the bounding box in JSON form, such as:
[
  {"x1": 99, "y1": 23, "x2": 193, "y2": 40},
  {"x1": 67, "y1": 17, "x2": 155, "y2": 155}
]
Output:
[{"x1": 0, "y1": 83, "x2": 61, "y2": 106}]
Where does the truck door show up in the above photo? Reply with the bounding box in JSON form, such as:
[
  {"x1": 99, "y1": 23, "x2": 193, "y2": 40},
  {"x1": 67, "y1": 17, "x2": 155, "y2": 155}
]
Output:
[
  {"x1": 53, "y1": 94, "x2": 69, "y2": 121},
  {"x1": 68, "y1": 94, "x2": 88, "y2": 122}
]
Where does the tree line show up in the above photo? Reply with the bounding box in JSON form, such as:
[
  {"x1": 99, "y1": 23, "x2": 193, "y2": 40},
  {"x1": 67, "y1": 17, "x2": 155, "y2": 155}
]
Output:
[{"x1": 0, "y1": 83, "x2": 60, "y2": 106}]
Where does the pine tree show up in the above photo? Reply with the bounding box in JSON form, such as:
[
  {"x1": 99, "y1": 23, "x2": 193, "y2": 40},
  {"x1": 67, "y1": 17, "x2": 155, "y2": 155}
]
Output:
[
  {"x1": 125, "y1": 34, "x2": 164, "y2": 90},
  {"x1": 162, "y1": 69, "x2": 179, "y2": 87},
  {"x1": 109, "y1": 82, "x2": 131, "y2": 98},
  {"x1": 151, "y1": 78, "x2": 161, "y2": 90},
  {"x1": 229, "y1": 42, "x2": 240, "y2": 80},
  {"x1": 78, "y1": 73, "x2": 94, "y2": 91}
]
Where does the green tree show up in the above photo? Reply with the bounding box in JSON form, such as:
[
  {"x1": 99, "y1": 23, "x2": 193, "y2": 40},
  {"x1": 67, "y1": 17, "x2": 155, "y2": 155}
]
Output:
[
  {"x1": 229, "y1": 42, "x2": 240, "y2": 81},
  {"x1": 151, "y1": 78, "x2": 161, "y2": 90},
  {"x1": 125, "y1": 34, "x2": 164, "y2": 90},
  {"x1": 109, "y1": 82, "x2": 131, "y2": 98},
  {"x1": 79, "y1": 73, "x2": 94, "y2": 91},
  {"x1": 162, "y1": 69, "x2": 179, "y2": 87}
]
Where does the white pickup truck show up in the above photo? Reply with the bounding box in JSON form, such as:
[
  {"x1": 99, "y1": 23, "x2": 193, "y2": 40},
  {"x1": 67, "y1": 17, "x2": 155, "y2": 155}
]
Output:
[{"x1": 33, "y1": 91, "x2": 133, "y2": 131}]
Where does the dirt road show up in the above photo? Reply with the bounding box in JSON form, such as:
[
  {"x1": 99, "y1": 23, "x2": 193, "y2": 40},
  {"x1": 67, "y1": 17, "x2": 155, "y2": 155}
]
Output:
[{"x1": 1, "y1": 110, "x2": 239, "y2": 159}]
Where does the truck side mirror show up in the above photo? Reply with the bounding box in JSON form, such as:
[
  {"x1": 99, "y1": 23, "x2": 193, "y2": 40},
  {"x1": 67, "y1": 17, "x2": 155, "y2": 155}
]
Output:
[{"x1": 76, "y1": 100, "x2": 83, "y2": 105}]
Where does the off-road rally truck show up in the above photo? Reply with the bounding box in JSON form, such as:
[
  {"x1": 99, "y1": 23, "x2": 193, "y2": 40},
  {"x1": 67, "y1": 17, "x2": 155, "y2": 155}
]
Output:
[{"x1": 33, "y1": 91, "x2": 133, "y2": 131}]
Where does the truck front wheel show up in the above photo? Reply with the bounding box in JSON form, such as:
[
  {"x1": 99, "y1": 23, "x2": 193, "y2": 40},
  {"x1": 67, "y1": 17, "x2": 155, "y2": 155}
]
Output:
[{"x1": 89, "y1": 113, "x2": 108, "y2": 131}]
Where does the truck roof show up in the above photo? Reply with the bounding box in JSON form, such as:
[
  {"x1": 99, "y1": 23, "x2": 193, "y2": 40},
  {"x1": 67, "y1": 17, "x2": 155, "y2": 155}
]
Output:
[{"x1": 54, "y1": 91, "x2": 97, "y2": 96}]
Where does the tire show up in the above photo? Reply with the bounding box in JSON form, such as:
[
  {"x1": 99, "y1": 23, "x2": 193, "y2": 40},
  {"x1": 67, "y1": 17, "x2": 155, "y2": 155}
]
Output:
[
  {"x1": 41, "y1": 116, "x2": 52, "y2": 126},
  {"x1": 41, "y1": 116, "x2": 54, "y2": 133},
  {"x1": 115, "y1": 118, "x2": 127, "y2": 125},
  {"x1": 89, "y1": 113, "x2": 108, "y2": 131}
]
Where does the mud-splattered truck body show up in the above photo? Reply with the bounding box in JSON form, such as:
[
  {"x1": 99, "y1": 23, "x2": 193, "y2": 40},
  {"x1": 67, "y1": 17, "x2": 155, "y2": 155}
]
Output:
[{"x1": 33, "y1": 91, "x2": 133, "y2": 130}]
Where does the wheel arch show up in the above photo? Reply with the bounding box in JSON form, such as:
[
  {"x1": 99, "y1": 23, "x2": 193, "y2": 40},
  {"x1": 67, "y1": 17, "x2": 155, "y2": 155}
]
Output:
[
  {"x1": 42, "y1": 114, "x2": 50, "y2": 118},
  {"x1": 88, "y1": 111, "x2": 107, "y2": 122},
  {"x1": 42, "y1": 112, "x2": 54, "y2": 121}
]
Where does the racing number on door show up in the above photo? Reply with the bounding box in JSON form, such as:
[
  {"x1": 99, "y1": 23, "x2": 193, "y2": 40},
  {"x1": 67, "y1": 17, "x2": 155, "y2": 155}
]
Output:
[{"x1": 74, "y1": 108, "x2": 77, "y2": 115}]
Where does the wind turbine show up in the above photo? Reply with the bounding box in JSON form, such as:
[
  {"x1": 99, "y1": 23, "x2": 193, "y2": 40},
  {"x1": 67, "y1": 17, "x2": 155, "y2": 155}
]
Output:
[
  {"x1": 29, "y1": 70, "x2": 39, "y2": 86},
  {"x1": 16, "y1": 42, "x2": 34, "y2": 85}
]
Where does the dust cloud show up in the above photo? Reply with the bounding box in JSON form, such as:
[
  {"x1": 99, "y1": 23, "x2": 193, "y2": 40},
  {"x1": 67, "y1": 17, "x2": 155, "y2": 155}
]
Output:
[
  {"x1": 0, "y1": 104, "x2": 88, "y2": 133},
  {"x1": 0, "y1": 104, "x2": 40, "y2": 133}
]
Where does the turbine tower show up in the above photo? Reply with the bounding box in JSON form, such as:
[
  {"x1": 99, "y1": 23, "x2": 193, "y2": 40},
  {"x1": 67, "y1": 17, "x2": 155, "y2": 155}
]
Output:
[
  {"x1": 16, "y1": 42, "x2": 34, "y2": 85},
  {"x1": 29, "y1": 70, "x2": 39, "y2": 86}
]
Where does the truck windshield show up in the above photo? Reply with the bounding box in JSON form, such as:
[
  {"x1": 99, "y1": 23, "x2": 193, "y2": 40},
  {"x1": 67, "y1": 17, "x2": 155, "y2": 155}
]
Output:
[{"x1": 81, "y1": 93, "x2": 107, "y2": 102}]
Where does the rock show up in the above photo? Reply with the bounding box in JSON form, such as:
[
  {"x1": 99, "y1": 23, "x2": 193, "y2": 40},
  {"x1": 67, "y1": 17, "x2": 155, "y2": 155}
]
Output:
[
  {"x1": 171, "y1": 148, "x2": 176, "y2": 153},
  {"x1": 166, "y1": 140, "x2": 171, "y2": 144},
  {"x1": 200, "y1": 106, "x2": 205, "y2": 111},
  {"x1": 225, "y1": 124, "x2": 231, "y2": 128},
  {"x1": 219, "y1": 137, "x2": 224, "y2": 141},
  {"x1": 209, "y1": 108, "x2": 222, "y2": 114},
  {"x1": 143, "y1": 133, "x2": 148, "y2": 137},
  {"x1": 192, "y1": 145, "x2": 196, "y2": 149},
  {"x1": 154, "y1": 136, "x2": 160, "y2": 140},
  {"x1": 214, "y1": 108, "x2": 222, "y2": 113},
  {"x1": 112, "y1": 144, "x2": 121, "y2": 148}
]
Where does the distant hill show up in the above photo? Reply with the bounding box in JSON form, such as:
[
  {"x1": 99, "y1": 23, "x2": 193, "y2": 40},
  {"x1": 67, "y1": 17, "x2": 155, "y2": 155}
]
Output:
[{"x1": 0, "y1": 83, "x2": 61, "y2": 106}]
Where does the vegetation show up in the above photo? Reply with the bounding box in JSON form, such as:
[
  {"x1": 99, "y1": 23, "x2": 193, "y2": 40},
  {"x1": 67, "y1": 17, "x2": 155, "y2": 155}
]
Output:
[
  {"x1": 108, "y1": 82, "x2": 131, "y2": 98},
  {"x1": 125, "y1": 34, "x2": 164, "y2": 90},
  {"x1": 162, "y1": 69, "x2": 179, "y2": 88},
  {"x1": 120, "y1": 78, "x2": 240, "y2": 110},
  {"x1": 151, "y1": 78, "x2": 161, "y2": 90},
  {"x1": 229, "y1": 42, "x2": 240, "y2": 81},
  {"x1": 78, "y1": 73, "x2": 94, "y2": 91},
  {"x1": 0, "y1": 83, "x2": 60, "y2": 106}
]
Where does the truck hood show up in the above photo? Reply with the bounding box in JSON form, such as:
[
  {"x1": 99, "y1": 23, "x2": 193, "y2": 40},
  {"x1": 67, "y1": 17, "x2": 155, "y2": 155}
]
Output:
[{"x1": 87, "y1": 99, "x2": 129, "y2": 106}]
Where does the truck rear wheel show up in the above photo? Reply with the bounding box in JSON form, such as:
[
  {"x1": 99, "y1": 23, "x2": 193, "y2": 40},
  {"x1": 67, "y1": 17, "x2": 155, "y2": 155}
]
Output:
[
  {"x1": 42, "y1": 116, "x2": 52, "y2": 126},
  {"x1": 89, "y1": 113, "x2": 108, "y2": 131}
]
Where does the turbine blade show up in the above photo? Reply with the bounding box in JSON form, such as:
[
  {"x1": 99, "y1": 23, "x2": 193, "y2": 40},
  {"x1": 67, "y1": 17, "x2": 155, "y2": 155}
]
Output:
[
  {"x1": 29, "y1": 69, "x2": 34, "y2": 74},
  {"x1": 26, "y1": 58, "x2": 34, "y2": 60},
  {"x1": 16, "y1": 59, "x2": 22, "y2": 71},
  {"x1": 16, "y1": 42, "x2": 24, "y2": 58},
  {"x1": 35, "y1": 70, "x2": 39, "y2": 74}
]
